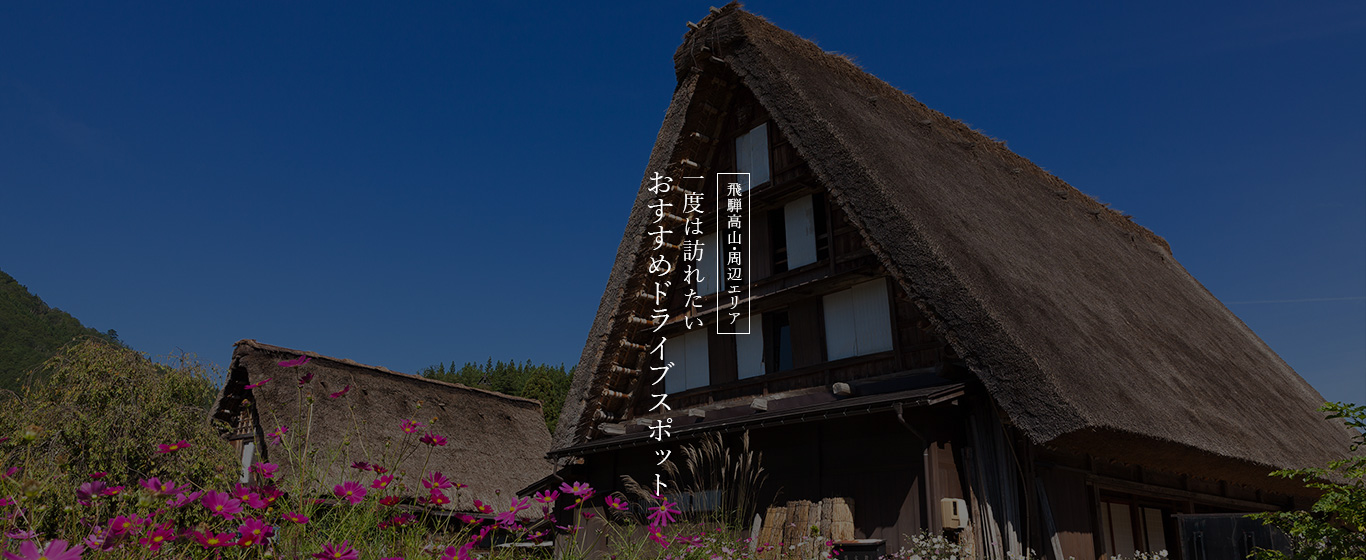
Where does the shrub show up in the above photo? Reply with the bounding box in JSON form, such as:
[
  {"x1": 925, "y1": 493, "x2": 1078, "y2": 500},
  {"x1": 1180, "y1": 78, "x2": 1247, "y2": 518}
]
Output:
[{"x1": 1249, "y1": 402, "x2": 1366, "y2": 560}]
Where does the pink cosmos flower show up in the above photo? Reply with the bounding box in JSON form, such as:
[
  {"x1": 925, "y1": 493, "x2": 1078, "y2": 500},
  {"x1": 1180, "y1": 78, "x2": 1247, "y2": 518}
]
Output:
[
  {"x1": 424, "y1": 490, "x2": 450, "y2": 507},
  {"x1": 494, "y1": 496, "x2": 530, "y2": 526},
  {"x1": 533, "y1": 489, "x2": 559, "y2": 504},
  {"x1": 76, "y1": 481, "x2": 106, "y2": 505},
  {"x1": 191, "y1": 530, "x2": 235, "y2": 548},
  {"x1": 647, "y1": 497, "x2": 681, "y2": 527},
  {"x1": 100, "y1": 485, "x2": 123, "y2": 496},
  {"x1": 350, "y1": 461, "x2": 372, "y2": 471},
  {"x1": 139, "y1": 477, "x2": 188, "y2": 496},
  {"x1": 156, "y1": 439, "x2": 190, "y2": 453},
  {"x1": 647, "y1": 524, "x2": 670, "y2": 546},
  {"x1": 333, "y1": 481, "x2": 367, "y2": 505},
  {"x1": 244, "y1": 377, "x2": 273, "y2": 389},
  {"x1": 89, "y1": 472, "x2": 107, "y2": 479},
  {"x1": 379, "y1": 496, "x2": 402, "y2": 506},
  {"x1": 250, "y1": 462, "x2": 278, "y2": 478},
  {"x1": 201, "y1": 490, "x2": 243, "y2": 519},
  {"x1": 298, "y1": 371, "x2": 314, "y2": 385},
  {"x1": 237, "y1": 518, "x2": 274, "y2": 544},
  {"x1": 422, "y1": 471, "x2": 451, "y2": 490},
  {"x1": 1, "y1": 539, "x2": 84, "y2": 560},
  {"x1": 473, "y1": 499, "x2": 493, "y2": 513},
  {"x1": 108, "y1": 514, "x2": 141, "y2": 536},
  {"x1": 84, "y1": 526, "x2": 107, "y2": 550},
  {"x1": 267, "y1": 425, "x2": 288, "y2": 445},
  {"x1": 565, "y1": 488, "x2": 595, "y2": 510},
  {"x1": 311, "y1": 541, "x2": 360, "y2": 560},
  {"x1": 370, "y1": 474, "x2": 394, "y2": 490},
  {"x1": 166, "y1": 490, "x2": 203, "y2": 508},
  {"x1": 374, "y1": 465, "x2": 389, "y2": 474},
  {"x1": 139, "y1": 523, "x2": 176, "y2": 551},
  {"x1": 258, "y1": 484, "x2": 283, "y2": 505},
  {"x1": 419, "y1": 432, "x2": 447, "y2": 447},
  {"x1": 559, "y1": 481, "x2": 593, "y2": 497},
  {"x1": 328, "y1": 385, "x2": 351, "y2": 398},
  {"x1": 0, "y1": 467, "x2": 19, "y2": 480},
  {"x1": 5, "y1": 530, "x2": 36, "y2": 540},
  {"x1": 605, "y1": 495, "x2": 629, "y2": 511},
  {"x1": 401, "y1": 419, "x2": 423, "y2": 434},
  {"x1": 283, "y1": 512, "x2": 309, "y2": 524},
  {"x1": 278, "y1": 355, "x2": 311, "y2": 367}
]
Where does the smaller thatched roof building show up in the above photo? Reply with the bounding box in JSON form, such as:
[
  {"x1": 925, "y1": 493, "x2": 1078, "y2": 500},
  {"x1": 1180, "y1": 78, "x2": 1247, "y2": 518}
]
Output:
[{"x1": 211, "y1": 340, "x2": 552, "y2": 513}]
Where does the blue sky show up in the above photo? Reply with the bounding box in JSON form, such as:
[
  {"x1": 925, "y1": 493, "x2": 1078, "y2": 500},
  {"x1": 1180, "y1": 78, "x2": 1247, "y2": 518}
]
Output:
[{"x1": 1, "y1": 2, "x2": 1362, "y2": 405}]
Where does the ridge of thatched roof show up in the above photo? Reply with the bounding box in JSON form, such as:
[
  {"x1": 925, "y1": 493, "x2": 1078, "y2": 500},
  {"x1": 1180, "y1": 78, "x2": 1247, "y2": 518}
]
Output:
[
  {"x1": 213, "y1": 340, "x2": 552, "y2": 512},
  {"x1": 226, "y1": 339, "x2": 542, "y2": 405},
  {"x1": 554, "y1": 3, "x2": 1353, "y2": 478}
]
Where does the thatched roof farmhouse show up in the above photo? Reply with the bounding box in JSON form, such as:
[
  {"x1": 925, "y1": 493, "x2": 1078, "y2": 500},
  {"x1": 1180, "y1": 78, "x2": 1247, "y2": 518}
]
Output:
[
  {"x1": 548, "y1": 5, "x2": 1355, "y2": 559},
  {"x1": 212, "y1": 339, "x2": 553, "y2": 514}
]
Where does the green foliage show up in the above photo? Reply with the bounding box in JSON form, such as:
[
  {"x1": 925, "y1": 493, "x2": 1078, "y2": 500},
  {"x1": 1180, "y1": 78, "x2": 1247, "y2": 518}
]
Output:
[
  {"x1": 0, "y1": 269, "x2": 122, "y2": 391},
  {"x1": 0, "y1": 339, "x2": 234, "y2": 537},
  {"x1": 1250, "y1": 402, "x2": 1366, "y2": 560},
  {"x1": 420, "y1": 358, "x2": 572, "y2": 433}
]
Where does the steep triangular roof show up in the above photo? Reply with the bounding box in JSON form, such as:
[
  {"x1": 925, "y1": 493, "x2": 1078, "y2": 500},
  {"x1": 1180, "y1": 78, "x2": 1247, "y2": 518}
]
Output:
[{"x1": 555, "y1": 4, "x2": 1353, "y2": 480}]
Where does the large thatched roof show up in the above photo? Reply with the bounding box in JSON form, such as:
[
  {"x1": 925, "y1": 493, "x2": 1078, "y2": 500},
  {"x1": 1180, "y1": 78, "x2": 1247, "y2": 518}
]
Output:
[
  {"x1": 212, "y1": 340, "x2": 552, "y2": 512},
  {"x1": 554, "y1": 4, "x2": 1353, "y2": 482}
]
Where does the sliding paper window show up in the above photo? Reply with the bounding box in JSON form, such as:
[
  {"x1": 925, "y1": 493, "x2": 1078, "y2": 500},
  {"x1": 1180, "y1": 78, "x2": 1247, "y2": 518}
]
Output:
[
  {"x1": 664, "y1": 328, "x2": 710, "y2": 393},
  {"x1": 823, "y1": 278, "x2": 893, "y2": 360}
]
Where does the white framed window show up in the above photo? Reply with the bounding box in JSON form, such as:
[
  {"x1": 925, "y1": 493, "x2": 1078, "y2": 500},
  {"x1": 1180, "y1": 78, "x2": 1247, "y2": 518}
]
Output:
[
  {"x1": 823, "y1": 278, "x2": 893, "y2": 360},
  {"x1": 784, "y1": 195, "x2": 818, "y2": 268},
  {"x1": 664, "y1": 328, "x2": 710, "y2": 393},
  {"x1": 735, "y1": 123, "x2": 770, "y2": 189}
]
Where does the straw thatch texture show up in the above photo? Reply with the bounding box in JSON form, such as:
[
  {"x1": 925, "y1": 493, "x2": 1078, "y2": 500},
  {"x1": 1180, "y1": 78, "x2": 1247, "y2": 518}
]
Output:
[
  {"x1": 554, "y1": 3, "x2": 1353, "y2": 476},
  {"x1": 213, "y1": 340, "x2": 551, "y2": 511}
]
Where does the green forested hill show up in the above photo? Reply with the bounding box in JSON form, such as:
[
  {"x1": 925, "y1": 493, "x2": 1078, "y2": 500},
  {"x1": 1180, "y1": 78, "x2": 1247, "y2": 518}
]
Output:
[{"x1": 0, "y1": 269, "x2": 120, "y2": 391}]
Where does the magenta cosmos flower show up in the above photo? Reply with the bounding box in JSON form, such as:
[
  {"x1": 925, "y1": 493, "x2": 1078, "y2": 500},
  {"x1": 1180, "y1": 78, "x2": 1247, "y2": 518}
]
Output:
[
  {"x1": 312, "y1": 541, "x2": 360, "y2": 560},
  {"x1": 2, "y1": 539, "x2": 85, "y2": 560},
  {"x1": 156, "y1": 439, "x2": 191, "y2": 453},
  {"x1": 400, "y1": 419, "x2": 423, "y2": 434},
  {"x1": 191, "y1": 530, "x2": 235, "y2": 548},
  {"x1": 647, "y1": 497, "x2": 681, "y2": 527},
  {"x1": 604, "y1": 495, "x2": 630, "y2": 511},
  {"x1": 370, "y1": 474, "x2": 394, "y2": 490},
  {"x1": 558, "y1": 481, "x2": 593, "y2": 498},
  {"x1": 422, "y1": 471, "x2": 451, "y2": 490},
  {"x1": 237, "y1": 518, "x2": 273, "y2": 544},
  {"x1": 267, "y1": 425, "x2": 288, "y2": 445},
  {"x1": 328, "y1": 385, "x2": 351, "y2": 398},
  {"x1": 494, "y1": 496, "x2": 530, "y2": 526},
  {"x1": 423, "y1": 490, "x2": 451, "y2": 507},
  {"x1": 139, "y1": 523, "x2": 176, "y2": 552},
  {"x1": 283, "y1": 512, "x2": 309, "y2": 524},
  {"x1": 244, "y1": 377, "x2": 272, "y2": 389},
  {"x1": 333, "y1": 481, "x2": 367, "y2": 505},
  {"x1": 166, "y1": 490, "x2": 202, "y2": 508},
  {"x1": 201, "y1": 490, "x2": 243, "y2": 519},
  {"x1": 139, "y1": 477, "x2": 188, "y2": 496},
  {"x1": 250, "y1": 462, "x2": 278, "y2": 478},
  {"x1": 419, "y1": 432, "x2": 447, "y2": 446}
]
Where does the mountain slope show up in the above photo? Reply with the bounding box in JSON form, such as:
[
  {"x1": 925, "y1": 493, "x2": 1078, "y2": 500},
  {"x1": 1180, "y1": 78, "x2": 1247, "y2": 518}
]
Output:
[{"x1": 0, "y1": 269, "x2": 118, "y2": 391}]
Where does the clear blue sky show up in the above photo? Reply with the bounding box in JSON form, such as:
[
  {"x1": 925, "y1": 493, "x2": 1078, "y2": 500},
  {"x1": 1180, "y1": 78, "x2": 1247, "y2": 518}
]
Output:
[{"x1": 1, "y1": 2, "x2": 1362, "y2": 405}]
